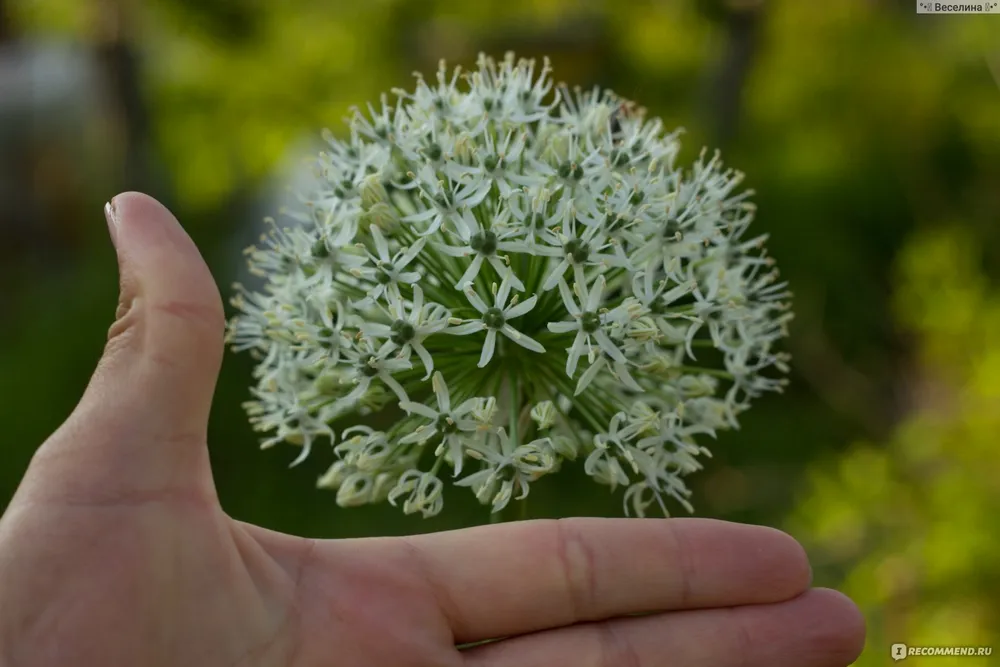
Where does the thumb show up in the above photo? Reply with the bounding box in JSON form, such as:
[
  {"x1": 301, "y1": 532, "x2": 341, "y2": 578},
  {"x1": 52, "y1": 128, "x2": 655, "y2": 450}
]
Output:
[{"x1": 25, "y1": 192, "x2": 226, "y2": 504}]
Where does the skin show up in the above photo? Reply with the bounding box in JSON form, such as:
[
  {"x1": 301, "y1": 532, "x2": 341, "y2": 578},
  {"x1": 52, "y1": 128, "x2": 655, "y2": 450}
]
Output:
[{"x1": 0, "y1": 192, "x2": 866, "y2": 666}]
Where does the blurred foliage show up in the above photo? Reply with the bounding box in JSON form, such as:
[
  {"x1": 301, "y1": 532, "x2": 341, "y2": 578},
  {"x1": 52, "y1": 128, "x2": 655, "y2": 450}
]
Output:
[
  {"x1": 2, "y1": 8, "x2": 999, "y2": 657},
  {"x1": 790, "y1": 227, "x2": 1000, "y2": 664}
]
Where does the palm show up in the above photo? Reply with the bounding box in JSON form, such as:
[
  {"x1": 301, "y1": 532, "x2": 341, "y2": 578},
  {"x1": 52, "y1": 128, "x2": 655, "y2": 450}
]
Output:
[
  {"x1": 0, "y1": 476, "x2": 456, "y2": 666},
  {"x1": 0, "y1": 194, "x2": 865, "y2": 667}
]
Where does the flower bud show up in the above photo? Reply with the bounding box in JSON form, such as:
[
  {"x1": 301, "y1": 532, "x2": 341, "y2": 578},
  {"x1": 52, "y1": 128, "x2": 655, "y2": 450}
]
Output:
[
  {"x1": 549, "y1": 435, "x2": 579, "y2": 461},
  {"x1": 530, "y1": 401, "x2": 558, "y2": 430},
  {"x1": 317, "y1": 461, "x2": 351, "y2": 490},
  {"x1": 360, "y1": 173, "x2": 389, "y2": 209},
  {"x1": 490, "y1": 479, "x2": 515, "y2": 513},
  {"x1": 336, "y1": 472, "x2": 375, "y2": 507},
  {"x1": 513, "y1": 440, "x2": 557, "y2": 475},
  {"x1": 362, "y1": 202, "x2": 399, "y2": 231}
]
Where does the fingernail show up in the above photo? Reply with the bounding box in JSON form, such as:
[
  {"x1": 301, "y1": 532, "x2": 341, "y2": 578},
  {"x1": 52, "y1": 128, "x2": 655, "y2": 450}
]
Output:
[{"x1": 105, "y1": 198, "x2": 119, "y2": 248}]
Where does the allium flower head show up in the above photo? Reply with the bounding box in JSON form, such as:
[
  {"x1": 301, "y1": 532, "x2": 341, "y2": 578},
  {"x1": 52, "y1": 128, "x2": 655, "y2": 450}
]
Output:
[{"x1": 228, "y1": 53, "x2": 793, "y2": 519}]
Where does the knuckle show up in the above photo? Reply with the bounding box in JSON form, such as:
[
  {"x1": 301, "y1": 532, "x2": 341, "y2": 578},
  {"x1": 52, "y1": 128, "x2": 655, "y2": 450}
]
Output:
[
  {"x1": 399, "y1": 536, "x2": 468, "y2": 639},
  {"x1": 664, "y1": 521, "x2": 695, "y2": 607},
  {"x1": 105, "y1": 297, "x2": 142, "y2": 351},
  {"x1": 554, "y1": 517, "x2": 600, "y2": 622},
  {"x1": 154, "y1": 298, "x2": 225, "y2": 331}
]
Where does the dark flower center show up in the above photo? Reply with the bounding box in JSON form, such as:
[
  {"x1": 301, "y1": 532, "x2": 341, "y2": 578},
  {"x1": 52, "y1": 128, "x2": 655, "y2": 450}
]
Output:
[
  {"x1": 360, "y1": 354, "x2": 381, "y2": 377},
  {"x1": 557, "y1": 162, "x2": 584, "y2": 181},
  {"x1": 605, "y1": 213, "x2": 627, "y2": 233},
  {"x1": 662, "y1": 220, "x2": 683, "y2": 239},
  {"x1": 581, "y1": 312, "x2": 601, "y2": 333},
  {"x1": 434, "y1": 414, "x2": 459, "y2": 434},
  {"x1": 390, "y1": 320, "x2": 416, "y2": 346},
  {"x1": 434, "y1": 192, "x2": 453, "y2": 209},
  {"x1": 483, "y1": 307, "x2": 506, "y2": 329},
  {"x1": 470, "y1": 231, "x2": 499, "y2": 256},
  {"x1": 334, "y1": 179, "x2": 355, "y2": 198},
  {"x1": 376, "y1": 264, "x2": 395, "y2": 285},
  {"x1": 564, "y1": 238, "x2": 590, "y2": 264},
  {"x1": 312, "y1": 240, "x2": 330, "y2": 258},
  {"x1": 425, "y1": 143, "x2": 443, "y2": 161}
]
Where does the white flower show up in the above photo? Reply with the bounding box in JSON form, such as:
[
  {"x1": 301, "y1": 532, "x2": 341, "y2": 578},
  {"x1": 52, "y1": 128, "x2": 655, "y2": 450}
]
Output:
[
  {"x1": 537, "y1": 206, "x2": 620, "y2": 291},
  {"x1": 547, "y1": 276, "x2": 627, "y2": 377},
  {"x1": 339, "y1": 338, "x2": 412, "y2": 407},
  {"x1": 333, "y1": 426, "x2": 395, "y2": 471},
  {"x1": 361, "y1": 285, "x2": 449, "y2": 378},
  {"x1": 447, "y1": 271, "x2": 545, "y2": 367},
  {"x1": 404, "y1": 170, "x2": 492, "y2": 236},
  {"x1": 388, "y1": 470, "x2": 445, "y2": 518},
  {"x1": 351, "y1": 226, "x2": 424, "y2": 307},
  {"x1": 456, "y1": 428, "x2": 554, "y2": 513},
  {"x1": 530, "y1": 400, "x2": 558, "y2": 430},
  {"x1": 574, "y1": 348, "x2": 644, "y2": 396},
  {"x1": 229, "y1": 53, "x2": 791, "y2": 519},
  {"x1": 398, "y1": 372, "x2": 481, "y2": 476},
  {"x1": 435, "y1": 209, "x2": 527, "y2": 290}
]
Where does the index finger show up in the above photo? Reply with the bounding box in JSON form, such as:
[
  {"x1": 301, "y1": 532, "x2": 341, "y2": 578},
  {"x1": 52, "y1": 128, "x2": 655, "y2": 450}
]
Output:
[{"x1": 403, "y1": 517, "x2": 811, "y2": 643}]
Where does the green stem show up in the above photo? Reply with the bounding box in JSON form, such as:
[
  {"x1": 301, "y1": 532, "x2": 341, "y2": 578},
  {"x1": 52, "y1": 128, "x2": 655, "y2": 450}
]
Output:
[{"x1": 509, "y1": 374, "x2": 520, "y2": 446}]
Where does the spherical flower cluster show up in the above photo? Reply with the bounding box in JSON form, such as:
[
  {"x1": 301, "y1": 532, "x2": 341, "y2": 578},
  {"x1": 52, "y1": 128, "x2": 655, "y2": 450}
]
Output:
[{"x1": 227, "y1": 53, "x2": 792, "y2": 519}]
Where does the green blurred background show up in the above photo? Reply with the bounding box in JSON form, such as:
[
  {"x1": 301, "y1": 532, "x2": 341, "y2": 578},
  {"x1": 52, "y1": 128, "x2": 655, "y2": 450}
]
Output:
[{"x1": 1, "y1": 0, "x2": 998, "y2": 662}]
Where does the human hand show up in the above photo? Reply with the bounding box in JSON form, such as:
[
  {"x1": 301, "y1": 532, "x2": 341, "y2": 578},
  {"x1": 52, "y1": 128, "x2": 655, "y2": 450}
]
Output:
[{"x1": 0, "y1": 192, "x2": 865, "y2": 666}]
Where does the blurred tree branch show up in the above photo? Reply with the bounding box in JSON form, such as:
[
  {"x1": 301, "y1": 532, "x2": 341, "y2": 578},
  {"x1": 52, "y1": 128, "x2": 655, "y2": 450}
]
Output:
[
  {"x1": 93, "y1": 0, "x2": 155, "y2": 194},
  {"x1": 0, "y1": 0, "x2": 10, "y2": 43},
  {"x1": 706, "y1": 0, "x2": 764, "y2": 148}
]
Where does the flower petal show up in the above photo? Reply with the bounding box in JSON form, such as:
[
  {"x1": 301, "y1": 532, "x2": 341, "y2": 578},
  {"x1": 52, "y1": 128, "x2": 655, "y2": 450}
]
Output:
[
  {"x1": 447, "y1": 321, "x2": 487, "y2": 336},
  {"x1": 504, "y1": 294, "x2": 538, "y2": 319},
  {"x1": 566, "y1": 330, "x2": 586, "y2": 377},
  {"x1": 587, "y1": 274, "x2": 606, "y2": 312},
  {"x1": 435, "y1": 243, "x2": 472, "y2": 258},
  {"x1": 595, "y1": 330, "x2": 628, "y2": 364},
  {"x1": 574, "y1": 357, "x2": 604, "y2": 395},
  {"x1": 541, "y1": 259, "x2": 569, "y2": 291},
  {"x1": 456, "y1": 254, "x2": 485, "y2": 290},
  {"x1": 370, "y1": 225, "x2": 391, "y2": 262},
  {"x1": 490, "y1": 257, "x2": 524, "y2": 293},
  {"x1": 413, "y1": 343, "x2": 435, "y2": 380},
  {"x1": 478, "y1": 329, "x2": 498, "y2": 367},
  {"x1": 400, "y1": 401, "x2": 440, "y2": 420},
  {"x1": 463, "y1": 283, "x2": 489, "y2": 313},
  {"x1": 501, "y1": 325, "x2": 545, "y2": 353},
  {"x1": 399, "y1": 424, "x2": 439, "y2": 444},
  {"x1": 381, "y1": 373, "x2": 410, "y2": 404},
  {"x1": 432, "y1": 371, "x2": 451, "y2": 412},
  {"x1": 548, "y1": 321, "x2": 577, "y2": 335},
  {"x1": 556, "y1": 278, "x2": 580, "y2": 315}
]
